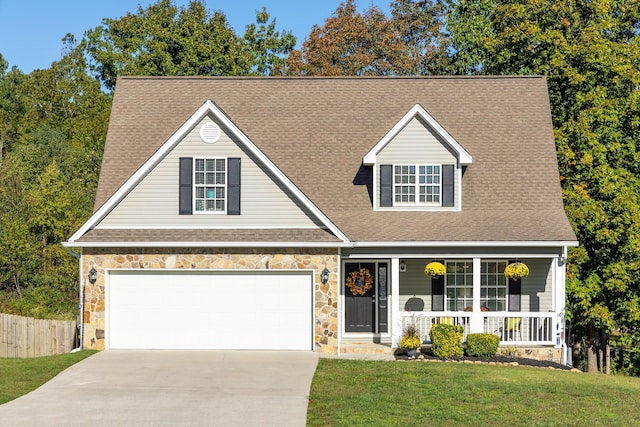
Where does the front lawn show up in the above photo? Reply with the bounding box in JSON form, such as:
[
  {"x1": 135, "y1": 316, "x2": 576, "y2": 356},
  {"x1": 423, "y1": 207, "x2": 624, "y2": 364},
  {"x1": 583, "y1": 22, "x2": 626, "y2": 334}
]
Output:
[
  {"x1": 308, "y1": 359, "x2": 640, "y2": 426},
  {"x1": 0, "y1": 351, "x2": 96, "y2": 404}
]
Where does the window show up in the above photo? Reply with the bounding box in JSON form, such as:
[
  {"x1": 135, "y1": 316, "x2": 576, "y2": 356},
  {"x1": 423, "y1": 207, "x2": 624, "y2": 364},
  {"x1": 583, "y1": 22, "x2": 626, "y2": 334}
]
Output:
[
  {"x1": 393, "y1": 164, "x2": 441, "y2": 205},
  {"x1": 445, "y1": 261, "x2": 473, "y2": 311},
  {"x1": 194, "y1": 158, "x2": 226, "y2": 213},
  {"x1": 481, "y1": 261, "x2": 507, "y2": 311}
]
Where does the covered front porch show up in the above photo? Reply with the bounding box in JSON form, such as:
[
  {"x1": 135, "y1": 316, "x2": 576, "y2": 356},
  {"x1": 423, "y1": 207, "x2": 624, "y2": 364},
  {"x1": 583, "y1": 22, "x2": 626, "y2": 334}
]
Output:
[{"x1": 340, "y1": 246, "x2": 568, "y2": 361}]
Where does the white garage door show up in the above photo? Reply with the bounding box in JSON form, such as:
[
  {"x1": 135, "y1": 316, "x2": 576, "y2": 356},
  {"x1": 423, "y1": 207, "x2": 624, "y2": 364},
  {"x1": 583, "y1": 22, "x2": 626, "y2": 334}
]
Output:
[{"x1": 107, "y1": 270, "x2": 313, "y2": 350}]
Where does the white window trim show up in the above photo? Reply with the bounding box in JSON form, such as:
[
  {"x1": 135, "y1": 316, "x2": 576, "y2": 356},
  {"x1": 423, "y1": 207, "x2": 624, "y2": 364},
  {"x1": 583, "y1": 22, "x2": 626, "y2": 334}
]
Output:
[
  {"x1": 392, "y1": 163, "x2": 442, "y2": 207},
  {"x1": 193, "y1": 157, "x2": 227, "y2": 215}
]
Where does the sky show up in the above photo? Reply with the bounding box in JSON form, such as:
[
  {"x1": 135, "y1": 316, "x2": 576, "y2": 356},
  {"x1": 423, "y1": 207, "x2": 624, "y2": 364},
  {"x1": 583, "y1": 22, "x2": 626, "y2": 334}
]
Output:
[{"x1": 0, "y1": 0, "x2": 390, "y2": 74}]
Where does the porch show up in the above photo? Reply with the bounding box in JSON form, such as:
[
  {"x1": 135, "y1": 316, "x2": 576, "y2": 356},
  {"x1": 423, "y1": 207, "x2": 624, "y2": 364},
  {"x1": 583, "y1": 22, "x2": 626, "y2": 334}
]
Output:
[{"x1": 341, "y1": 251, "x2": 568, "y2": 361}]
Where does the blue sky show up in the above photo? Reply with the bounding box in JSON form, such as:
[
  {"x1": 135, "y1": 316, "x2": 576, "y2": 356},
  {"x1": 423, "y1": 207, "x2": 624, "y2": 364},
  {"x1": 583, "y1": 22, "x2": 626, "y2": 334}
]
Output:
[{"x1": 0, "y1": 1, "x2": 390, "y2": 74}]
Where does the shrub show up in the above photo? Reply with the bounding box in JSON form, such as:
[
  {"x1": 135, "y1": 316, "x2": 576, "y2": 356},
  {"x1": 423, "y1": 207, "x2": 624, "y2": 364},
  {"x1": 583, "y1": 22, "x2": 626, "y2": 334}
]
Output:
[
  {"x1": 399, "y1": 324, "x2": 422, "y2": 350},
  {"x1": 430, "y1": 324, "x2": 464, "y2": 358},
  {"x1": 466, "y1": 333, "x2": 500, "y2": 357}
]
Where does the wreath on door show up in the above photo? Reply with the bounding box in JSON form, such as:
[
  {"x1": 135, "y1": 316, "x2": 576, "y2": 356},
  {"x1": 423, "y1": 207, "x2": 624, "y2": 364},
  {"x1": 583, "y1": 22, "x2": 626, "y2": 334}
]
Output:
[{"x1": 346, "y1": 268, "x2": 373, "y2": 296}]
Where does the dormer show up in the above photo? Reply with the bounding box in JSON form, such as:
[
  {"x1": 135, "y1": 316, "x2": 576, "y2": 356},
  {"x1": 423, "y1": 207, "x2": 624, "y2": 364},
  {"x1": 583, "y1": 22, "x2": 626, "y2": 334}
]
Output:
[{"x1": 363, "y1": 104, "x2": 472, "y2": 211}]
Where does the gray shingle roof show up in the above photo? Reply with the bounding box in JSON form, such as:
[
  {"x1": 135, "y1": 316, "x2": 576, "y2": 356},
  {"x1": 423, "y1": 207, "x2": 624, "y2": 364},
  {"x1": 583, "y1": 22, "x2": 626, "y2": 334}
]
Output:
[{"x1": 92, "y1": 76, "x2": 576, "y2": 244}]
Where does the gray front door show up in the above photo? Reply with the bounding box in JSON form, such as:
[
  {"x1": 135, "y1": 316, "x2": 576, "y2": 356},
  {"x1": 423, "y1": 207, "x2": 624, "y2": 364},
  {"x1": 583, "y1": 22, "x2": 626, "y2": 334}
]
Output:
[{"x1": 344, "y1": 262, "x2": 377, "y2": 333}]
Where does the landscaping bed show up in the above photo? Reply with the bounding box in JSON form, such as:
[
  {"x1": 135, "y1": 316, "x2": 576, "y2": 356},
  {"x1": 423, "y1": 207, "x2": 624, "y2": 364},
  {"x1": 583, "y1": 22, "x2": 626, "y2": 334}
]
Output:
[{"x1": 394, "y1": 348, "x2": 575, "y2": 370}]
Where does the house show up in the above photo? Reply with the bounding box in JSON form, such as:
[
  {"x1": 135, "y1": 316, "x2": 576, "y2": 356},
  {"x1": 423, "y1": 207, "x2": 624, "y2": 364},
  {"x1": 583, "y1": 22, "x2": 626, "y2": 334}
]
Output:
[{"x1": 64, "y1": 76, "x2": 578, "y2": 362}]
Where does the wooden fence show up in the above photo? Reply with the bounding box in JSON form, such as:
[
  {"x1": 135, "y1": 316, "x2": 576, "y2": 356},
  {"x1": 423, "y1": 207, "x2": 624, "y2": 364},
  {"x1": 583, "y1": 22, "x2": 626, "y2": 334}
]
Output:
[{"x1": 0, "y1": 313, "x2": 77, "y2": 358}]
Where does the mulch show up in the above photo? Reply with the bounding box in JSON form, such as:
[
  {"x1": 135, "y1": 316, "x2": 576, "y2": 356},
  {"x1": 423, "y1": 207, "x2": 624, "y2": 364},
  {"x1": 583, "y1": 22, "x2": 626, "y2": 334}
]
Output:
[{"x1": 394, "y1": 349, "x2": 574, "y2": 371}]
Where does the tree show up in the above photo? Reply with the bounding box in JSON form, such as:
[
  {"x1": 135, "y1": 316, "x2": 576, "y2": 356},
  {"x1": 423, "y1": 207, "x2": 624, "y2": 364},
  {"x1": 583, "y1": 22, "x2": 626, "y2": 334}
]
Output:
[
  {"x1": 390, "y1": 0, "x2": 451, "y2": 75},
  {"x1": 281, "y1": 0, "x2": 412, "y2": 76},
  {"x1": 0, "y1": 38, "x2": 110, "y2": 318},
  {"x1": 446, "y1": 0, "x2": 640, "y2": 373},
  {"x1": 83, "y1": 0, "x2": 251, "y2": 90},
  {"x1": 281, "y1": 0, "x2": 450, "y2": 76},
  {"x1": 243, "y1": 7, "x2": 296, "y2": 75},
  {"x1": 0, "y1": 53, "x2": 27, "y2": 161}
]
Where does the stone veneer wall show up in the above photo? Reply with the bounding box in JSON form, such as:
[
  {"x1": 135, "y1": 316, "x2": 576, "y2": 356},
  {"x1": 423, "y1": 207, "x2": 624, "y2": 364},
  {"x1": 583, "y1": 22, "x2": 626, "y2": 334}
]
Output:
[{"x1": 81, "y1": 247, "x2": 339, "y2": 354}]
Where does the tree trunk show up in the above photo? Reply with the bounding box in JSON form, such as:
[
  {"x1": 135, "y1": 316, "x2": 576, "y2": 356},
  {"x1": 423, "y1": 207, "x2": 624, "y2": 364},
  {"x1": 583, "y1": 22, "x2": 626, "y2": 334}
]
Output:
[
  {"x1": 587, "y1": 325, "x2": 599, "y2": 373},
  {"x1": 604, "y1": 331, "x2": 611, "y2": 375}
]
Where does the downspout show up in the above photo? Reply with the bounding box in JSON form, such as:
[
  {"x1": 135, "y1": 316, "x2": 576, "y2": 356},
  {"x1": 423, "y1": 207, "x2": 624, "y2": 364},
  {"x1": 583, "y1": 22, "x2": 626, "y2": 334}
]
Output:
[
  {"x1": 337, "y1": 247, "x2": 342, "y2": 357},
  {"x1": 66, "y1": 246, "x2": 83, "y2": 352}
]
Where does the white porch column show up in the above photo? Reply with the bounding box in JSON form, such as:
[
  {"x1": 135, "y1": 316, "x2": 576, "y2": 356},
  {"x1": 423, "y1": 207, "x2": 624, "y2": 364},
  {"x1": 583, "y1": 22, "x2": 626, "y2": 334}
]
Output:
[
  {"x1": 391, "y1": 257, "x2": 401, "y2": 348},
  {"x1": 470, "y1": 257, "x2": 483, "y2": 333},
  {"x1": 553, "y1": 247, "x2": 568, "y2": 349}
]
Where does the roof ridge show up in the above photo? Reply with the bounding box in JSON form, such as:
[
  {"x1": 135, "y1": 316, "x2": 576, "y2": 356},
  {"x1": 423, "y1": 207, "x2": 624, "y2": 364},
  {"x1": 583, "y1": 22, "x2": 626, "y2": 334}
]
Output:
[{"x1": 117, "y1": 75, "x2": 545, "y2": 81}]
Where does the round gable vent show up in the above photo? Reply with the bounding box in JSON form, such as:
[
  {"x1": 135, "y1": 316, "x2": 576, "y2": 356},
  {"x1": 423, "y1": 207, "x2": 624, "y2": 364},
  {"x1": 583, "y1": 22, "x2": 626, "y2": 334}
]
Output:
[{"x1": 200, "y1": 122, "x2": 221, "y2": 144}]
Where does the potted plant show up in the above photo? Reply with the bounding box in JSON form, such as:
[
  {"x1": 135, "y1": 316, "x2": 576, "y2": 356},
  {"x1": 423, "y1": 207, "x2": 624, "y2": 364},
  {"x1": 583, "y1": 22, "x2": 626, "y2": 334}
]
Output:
[
  {"x1": 504, "y1": 262, "x2": 529, "y2": 280},
  {"x1": 399, "y1": 324, "x2": 422, "y2": 358},
  {"x1": 424, "y1": 261, "x2": 446, "y2": 278}
]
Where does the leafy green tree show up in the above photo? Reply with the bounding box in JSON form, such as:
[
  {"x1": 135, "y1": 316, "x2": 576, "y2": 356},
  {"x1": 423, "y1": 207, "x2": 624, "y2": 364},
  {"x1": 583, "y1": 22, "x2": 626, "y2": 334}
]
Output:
[
  {"x1": 390, "y1": 0, "x2": 451, "y2": 75},
  {"x1": 83, "y1": 0, "x2": 251, "y2": 90},
  {"x1": 446, "y1": 0, "x2": 640, "y2": 373},
  {"x1": 0, "y1": 40, "x2": 109, "y2": 318},
  {"x1": 22, "y1": 35, "x2": 110, "y2": 161},
  {"x1": 243, "y1": 7, "x2": 296, "y2": 75},
  {"x1": 0, "y1": 53, "x2": 27, "y2": 161}
]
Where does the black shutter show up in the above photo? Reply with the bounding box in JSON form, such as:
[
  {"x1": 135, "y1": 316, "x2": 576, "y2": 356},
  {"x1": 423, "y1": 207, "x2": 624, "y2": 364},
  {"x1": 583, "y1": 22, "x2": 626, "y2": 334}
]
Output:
[
  {"x1": 227, "y1": 157, "x2": 241, "y2": 215},
  {"x1": 431, "y1": 262, "x2": 445, "y2": 311},
  {"x1": 508, "y1": 260, "x2": 522, "y2": 311},
  {"x1": 380, "y1": 164, "x2": 393, "y2": 207},
  {"x1": 179, "y1": 157, "x2": 193, "y2": 215},
  {"x1": 442, "y1": 164, "x2": 454, "y2": 207}
]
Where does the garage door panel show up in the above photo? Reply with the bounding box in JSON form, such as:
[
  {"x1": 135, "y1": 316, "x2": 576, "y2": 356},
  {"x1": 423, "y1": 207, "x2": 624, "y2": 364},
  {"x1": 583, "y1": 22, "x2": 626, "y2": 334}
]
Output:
[{"x1": 108, "y1": 270, "x2": 313, "y2": 350}]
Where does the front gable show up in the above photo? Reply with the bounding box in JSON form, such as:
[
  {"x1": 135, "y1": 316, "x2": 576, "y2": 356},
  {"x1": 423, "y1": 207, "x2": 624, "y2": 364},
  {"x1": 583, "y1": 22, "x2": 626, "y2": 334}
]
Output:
[
  {"x1": 363, "y1": 104, "x2": 471, "y2": 211},
  {"x1": 68, "y1": 101, "x2": 348, "y2": 243}
]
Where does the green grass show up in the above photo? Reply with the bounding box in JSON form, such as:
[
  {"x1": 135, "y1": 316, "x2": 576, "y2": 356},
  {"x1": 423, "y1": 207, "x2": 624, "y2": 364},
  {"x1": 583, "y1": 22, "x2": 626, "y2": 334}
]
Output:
[
  {"x1": 307, "y1": 359, "x2": 640, "y2": 426},
  {"x1": 0, "y1": 351, "x2": 96, "y2": 404}
]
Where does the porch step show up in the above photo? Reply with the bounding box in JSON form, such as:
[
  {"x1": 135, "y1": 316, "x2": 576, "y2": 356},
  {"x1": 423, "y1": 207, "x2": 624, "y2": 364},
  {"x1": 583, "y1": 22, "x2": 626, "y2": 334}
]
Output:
[{"x1": 340, "y1": 342, "x2": 394, "y2": 355}]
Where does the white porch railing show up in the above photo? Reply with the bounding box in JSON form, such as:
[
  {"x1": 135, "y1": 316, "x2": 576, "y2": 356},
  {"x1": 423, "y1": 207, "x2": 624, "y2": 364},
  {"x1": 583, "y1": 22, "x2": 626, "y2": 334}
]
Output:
[
  {"x1": 402, "y1": 314, "x2": 471, "y2": 343},
  {"x1": 401, "y1": 312, "x2": 557, "y2": 346}
]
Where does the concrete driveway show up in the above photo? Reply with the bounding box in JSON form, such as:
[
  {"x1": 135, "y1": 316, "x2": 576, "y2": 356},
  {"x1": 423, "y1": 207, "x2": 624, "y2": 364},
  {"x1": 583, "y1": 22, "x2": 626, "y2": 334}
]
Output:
[{"x1": 0, "y1": 350, "x2": 319, "y2": 427}]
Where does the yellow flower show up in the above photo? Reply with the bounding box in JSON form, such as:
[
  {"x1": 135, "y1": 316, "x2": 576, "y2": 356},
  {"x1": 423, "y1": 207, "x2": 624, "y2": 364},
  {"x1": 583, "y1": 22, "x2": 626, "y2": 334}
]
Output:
[
  {"x1": 504, "y1": 262, "x2": 529, "y2": 279},
  {"x1": 424, "y1": 262, "x2": 446, "y2": 277}
]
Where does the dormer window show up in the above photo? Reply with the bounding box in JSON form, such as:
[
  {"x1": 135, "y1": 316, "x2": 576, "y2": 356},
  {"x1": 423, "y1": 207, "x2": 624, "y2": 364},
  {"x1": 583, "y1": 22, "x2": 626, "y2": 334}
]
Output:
[
  {"x1": 363, "y1": 104, "x2": 471, "y2": 212},
  {"x1": 394, "y1": 164, "x2": 441, "y2": 205},
  {"x1": 380, "y1": 163, "x2": 454, "y2": 208}
]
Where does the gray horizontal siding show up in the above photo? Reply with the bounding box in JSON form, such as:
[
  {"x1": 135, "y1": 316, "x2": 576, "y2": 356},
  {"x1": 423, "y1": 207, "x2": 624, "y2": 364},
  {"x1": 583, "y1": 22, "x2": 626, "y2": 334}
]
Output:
[
  {"x1": 399, "y1": 259, "x2": 433, "y2": 312},
  {"x1": 521, "y1": 258, "x2": 553, "y2": 312},
  {"x1": 377, "y1": 117, "x2": 457, "y2": 164},
  {"x1": 375, "y1": 116, "x2": 459, "y2": 209},
  {"x1": 98, "y1": 115, "x2": 322, "y2": 229}
]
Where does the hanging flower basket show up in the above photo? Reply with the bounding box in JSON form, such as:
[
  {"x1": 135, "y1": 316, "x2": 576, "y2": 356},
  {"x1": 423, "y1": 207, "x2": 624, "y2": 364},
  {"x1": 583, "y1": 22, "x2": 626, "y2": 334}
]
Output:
[
  {"x1": 424, "y1": 262, "x2": 446, "y2": 278},
  {"x1": 346, "y1": 268, "x2": 373, "y2": 296},
  {"x1": 504, "y1": 262, "x2": 529, "y2": 280}
]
